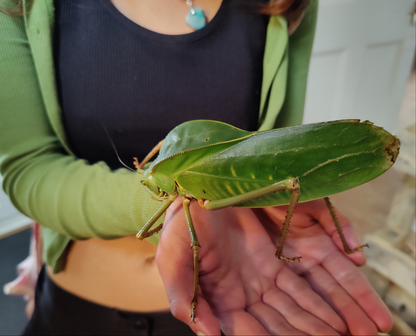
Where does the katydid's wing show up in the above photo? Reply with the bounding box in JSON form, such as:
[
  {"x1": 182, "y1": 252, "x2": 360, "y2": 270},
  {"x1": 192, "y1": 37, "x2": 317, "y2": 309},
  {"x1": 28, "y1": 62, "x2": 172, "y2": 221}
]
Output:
[
  {"x1": 149, "y1": 120, "x2": 254, "y2": 174},
  {"x1": 156, "y1": 120, "x2": 253, "y2": 161},
  {"x1": 174, "y1": 120, "x2": 400, "y2": 207}
]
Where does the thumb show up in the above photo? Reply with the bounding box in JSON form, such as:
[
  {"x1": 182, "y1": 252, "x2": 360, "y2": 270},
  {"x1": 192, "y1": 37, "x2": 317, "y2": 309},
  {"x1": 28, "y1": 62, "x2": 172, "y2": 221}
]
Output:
[{"x1": 156, "y1": 216, "x2": 221, "y2": 335}]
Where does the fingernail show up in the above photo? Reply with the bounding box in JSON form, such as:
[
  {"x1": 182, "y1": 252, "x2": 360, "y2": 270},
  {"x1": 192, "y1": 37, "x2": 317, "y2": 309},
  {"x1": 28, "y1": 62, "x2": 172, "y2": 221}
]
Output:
[{"x1": 197, "y1": 332, "x2": 206, "y2": 336}]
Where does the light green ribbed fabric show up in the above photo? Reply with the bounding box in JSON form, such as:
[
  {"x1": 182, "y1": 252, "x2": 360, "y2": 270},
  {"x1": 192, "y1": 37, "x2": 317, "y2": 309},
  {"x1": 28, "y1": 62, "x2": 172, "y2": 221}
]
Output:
[{"x1": 0, "y1": 0, "x2": 317, "y2": 273}]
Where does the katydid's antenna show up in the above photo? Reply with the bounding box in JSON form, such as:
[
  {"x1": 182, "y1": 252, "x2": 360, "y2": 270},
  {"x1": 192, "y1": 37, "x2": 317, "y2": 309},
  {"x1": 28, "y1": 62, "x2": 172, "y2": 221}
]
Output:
[{"x1": 102, "y1": 123, "x2": 138, "y2": 173}]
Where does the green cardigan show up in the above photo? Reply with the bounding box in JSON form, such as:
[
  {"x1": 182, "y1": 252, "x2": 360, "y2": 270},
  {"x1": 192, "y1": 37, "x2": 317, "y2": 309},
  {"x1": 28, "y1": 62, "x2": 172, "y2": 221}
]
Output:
[{"x1": 0, "y1": 0, "x2": 317, "y2": 272}]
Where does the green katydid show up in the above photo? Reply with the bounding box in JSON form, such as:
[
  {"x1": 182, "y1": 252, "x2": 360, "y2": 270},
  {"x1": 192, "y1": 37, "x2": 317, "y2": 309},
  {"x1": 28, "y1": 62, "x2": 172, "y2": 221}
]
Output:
[{"x1": 132, "y1": 119, "x2": 400, "y2": 323}]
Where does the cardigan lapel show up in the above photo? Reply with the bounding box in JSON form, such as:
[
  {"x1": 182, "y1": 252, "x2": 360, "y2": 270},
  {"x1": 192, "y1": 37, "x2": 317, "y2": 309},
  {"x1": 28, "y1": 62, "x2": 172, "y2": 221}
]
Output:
[
  {"x1": 22, "y1": 0, "x2": 74, "y2": 155},
  {"x1": 258, "y1": 15, "x2": 289, "y2": 131}
]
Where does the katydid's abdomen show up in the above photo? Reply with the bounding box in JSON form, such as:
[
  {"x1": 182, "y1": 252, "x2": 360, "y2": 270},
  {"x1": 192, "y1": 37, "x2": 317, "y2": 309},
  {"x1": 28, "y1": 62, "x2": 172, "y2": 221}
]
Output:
[{"x1": 174, "y1": 120, "x2": 400, "y2": 207}]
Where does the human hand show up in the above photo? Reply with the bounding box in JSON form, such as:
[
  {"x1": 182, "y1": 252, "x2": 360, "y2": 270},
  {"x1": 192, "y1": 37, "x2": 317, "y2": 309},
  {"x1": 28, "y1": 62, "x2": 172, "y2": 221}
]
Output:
[
  {"x1": 156, "y1": 197, "x2": 387, "y2": 335},
  {"x1": 256, "y1": 199, "x2": 393, "y2": 335}
]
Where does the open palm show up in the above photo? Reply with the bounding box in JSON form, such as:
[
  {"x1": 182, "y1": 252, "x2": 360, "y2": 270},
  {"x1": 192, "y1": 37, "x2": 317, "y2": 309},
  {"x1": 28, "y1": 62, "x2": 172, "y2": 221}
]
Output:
[{"x1": 156, "y1": 198, "x2": 392, "y2": 335}]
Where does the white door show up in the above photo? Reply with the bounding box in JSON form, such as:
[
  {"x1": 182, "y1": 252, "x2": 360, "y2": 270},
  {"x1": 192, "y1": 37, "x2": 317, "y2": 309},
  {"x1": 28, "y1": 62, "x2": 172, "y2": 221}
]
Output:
[{"x1": 304, "y1": 0, "x2": 416, "y2": 132}]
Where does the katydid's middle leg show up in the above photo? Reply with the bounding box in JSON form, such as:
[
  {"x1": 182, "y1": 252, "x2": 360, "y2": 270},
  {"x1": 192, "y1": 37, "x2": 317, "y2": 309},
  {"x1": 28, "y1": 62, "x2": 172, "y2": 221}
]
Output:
[
  {"x1": 201, "y1": 178, "x2": 302, "y2": 262},
  {"x1": 324, "y1": 197, "x2": 369, "y2": 254},
  {"x1": 136, "y1": 193, "x2": 178, "y2": 240},
  {"x1": 275, "y1": 179, "x2": 301, "y2": 262},
  {"x1": 182, "y1": 197, "x2": 201, "y2": 324}
]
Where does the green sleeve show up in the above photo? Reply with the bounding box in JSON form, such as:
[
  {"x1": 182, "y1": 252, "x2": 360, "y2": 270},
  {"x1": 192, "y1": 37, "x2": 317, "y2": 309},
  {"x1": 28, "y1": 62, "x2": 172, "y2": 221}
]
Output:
[
  {"x1": 0, "y1": 12, "x2": 164, "y2": 268},
  {"x1": 275, "y1": 0, "x2": 318, "y2": 127}
]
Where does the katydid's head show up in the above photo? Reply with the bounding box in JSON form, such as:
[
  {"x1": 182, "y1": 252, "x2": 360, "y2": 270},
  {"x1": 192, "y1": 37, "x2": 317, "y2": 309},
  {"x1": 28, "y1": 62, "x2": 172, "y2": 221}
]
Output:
[{"x1": 141, "y1": 170, "x2": 163, "y2": 197}]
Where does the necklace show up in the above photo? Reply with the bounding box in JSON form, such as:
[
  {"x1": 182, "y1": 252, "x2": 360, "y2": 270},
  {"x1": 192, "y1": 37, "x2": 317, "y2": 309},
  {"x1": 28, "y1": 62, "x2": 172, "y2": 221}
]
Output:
[{"x1": 185, "y1": 0, "x2": 206, "y2": 30}]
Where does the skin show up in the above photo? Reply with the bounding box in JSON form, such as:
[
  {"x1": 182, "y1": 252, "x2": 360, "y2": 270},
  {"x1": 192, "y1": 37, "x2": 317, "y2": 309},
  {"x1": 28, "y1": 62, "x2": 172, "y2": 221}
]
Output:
[
  {"x1": 110, "y1": 0, "x2": 222, "y2": 35},
  {"x1": 157, "y1": 198, "x2": 393, "y2": 335}
]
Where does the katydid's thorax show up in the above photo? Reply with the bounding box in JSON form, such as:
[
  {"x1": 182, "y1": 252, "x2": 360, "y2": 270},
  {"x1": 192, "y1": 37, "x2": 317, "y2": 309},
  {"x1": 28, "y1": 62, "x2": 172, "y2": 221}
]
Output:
[
  {"x1": 141, "y1": 168, "x2": 175, "y2": 197},
  {"x1": 142, "y1": 165, "x2": 196, "y2": 198},
  {"x1": 142, "y1": 120, "x2": 256, "y2": 197}
]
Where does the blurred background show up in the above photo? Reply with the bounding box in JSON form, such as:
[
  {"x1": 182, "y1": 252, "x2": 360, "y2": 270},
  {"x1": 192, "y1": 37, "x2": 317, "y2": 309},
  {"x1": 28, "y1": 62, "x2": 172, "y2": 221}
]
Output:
[
  {"x1": 304, "y1": 1, "x2": 416, "y2": 335},
  {"x1": 1, "y1": 0, "x2": 415, "y2": 334}
]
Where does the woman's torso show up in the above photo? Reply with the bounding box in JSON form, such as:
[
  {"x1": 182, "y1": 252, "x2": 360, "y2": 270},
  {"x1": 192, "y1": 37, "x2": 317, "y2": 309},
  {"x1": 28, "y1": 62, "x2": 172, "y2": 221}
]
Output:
[
  {"x1": 49, "y1": 0, "x2": 268, "y2": 312},
  {"x1": 47, "y1": 237, "x2": 170, "y2": 311}
]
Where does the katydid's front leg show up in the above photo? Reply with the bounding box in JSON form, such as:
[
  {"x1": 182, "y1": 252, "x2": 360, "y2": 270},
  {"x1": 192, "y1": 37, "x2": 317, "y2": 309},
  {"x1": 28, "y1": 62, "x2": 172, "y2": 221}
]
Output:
[
  {"x1": 136, "y1": 192, "x2": 178, "y2": 240},
  {"x1": 135, "y1": 139, "x2": 165, "y2": 169},
  {"x1": 201, "y1": 178, "x2": 302, "y2": 262},
  {"x1": 182, "y1": 197, "x2": 201, "y2": 324},
  {"x1": 324, "y1": 197, "x2": 369, "y2": 254}
]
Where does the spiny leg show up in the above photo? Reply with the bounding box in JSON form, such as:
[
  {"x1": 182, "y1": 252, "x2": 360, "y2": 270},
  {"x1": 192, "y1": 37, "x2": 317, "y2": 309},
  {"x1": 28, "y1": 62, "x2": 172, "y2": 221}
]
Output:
[
  {"x1": 201, "y1": 178, "x2": 302, "y2": 262},
  {"x1": 141, "y1": 223, "x2": 164, "y2": 239},
  {"x1": 136, "y1": 140, "x2": 164, "y2": 169},
  {"x1": 324, "y1": 197, "x2": 368, "y2": 253},
  {"x1": 275, "y1": 179, "x2": 302, "y2": 262},
  {"x1": 136, "y1": 193, "x2": 177, "y2": 240},
  {"x1": 202, "y1": 179, "x2": 299, "y2": 210},
  {"x1": 182, "y1": 197, "x2": 201, "y2": 324}
]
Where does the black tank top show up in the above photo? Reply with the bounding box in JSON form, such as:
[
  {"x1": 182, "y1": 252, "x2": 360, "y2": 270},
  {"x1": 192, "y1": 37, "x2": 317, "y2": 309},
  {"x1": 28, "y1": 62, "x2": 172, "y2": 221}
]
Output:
[{"x1": 54, "y1": 0, "x2": 269, "y2": 168}]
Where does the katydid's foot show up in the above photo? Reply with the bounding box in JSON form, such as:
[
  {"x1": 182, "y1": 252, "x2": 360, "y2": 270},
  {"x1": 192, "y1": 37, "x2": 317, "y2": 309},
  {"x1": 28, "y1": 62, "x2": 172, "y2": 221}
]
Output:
[
  {"x1": 133, "y1": 157, "x2": 140, "y2": 170},
  {"x1": 277, "y1": 253, "x2": 302, "y2": 263},
  {"x1": 190, "y1": 302, "x2": 197, "y2": 323},
  {"x1": 346, "y1": 243, "x2": 369, "y2": 254}
]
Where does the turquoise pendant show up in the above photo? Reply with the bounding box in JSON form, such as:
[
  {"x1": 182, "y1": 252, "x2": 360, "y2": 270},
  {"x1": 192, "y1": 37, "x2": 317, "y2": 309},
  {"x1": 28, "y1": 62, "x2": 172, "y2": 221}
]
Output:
[{"x1": 185, "y1": 8, "x2": 206, "y2": 30}]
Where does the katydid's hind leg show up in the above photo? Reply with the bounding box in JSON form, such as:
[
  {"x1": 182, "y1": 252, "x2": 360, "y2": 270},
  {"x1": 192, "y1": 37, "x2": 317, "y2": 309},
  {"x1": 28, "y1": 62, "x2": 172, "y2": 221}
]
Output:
[
  {"x1": 203, "y1": 178, "x2": 299, "y2": 211},
  {"x1": 324, "y1": 197, "x2": 368, "y2": 254},
  {"x1": 182, "y1": 197, "x2": 201, "y2": 324},
  {"x1": 275, "y1": 179, "x2": 302, "y2": 263},
  {"x1": 137, "y1": 140, "x2": 164, "y2": 169}
]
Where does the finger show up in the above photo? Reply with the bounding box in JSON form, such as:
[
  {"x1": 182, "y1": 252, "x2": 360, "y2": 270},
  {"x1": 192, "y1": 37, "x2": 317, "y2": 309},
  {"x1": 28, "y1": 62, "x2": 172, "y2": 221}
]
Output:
[
  {"x1": 317, "y1": 203, "x2": 366, "y2": 266},
  {"x1": 322, "y1": 251, "x2": 393, "y2": 333},
  {"x1": 262, "y1": 288, "x2": 341, "y2": 335},
  {"x1": 275, "y1": 266, "x2": 347, "y2": 334},
  {"x1": 246, "y1": 300, "x2": 308, "y2": 335},
  {"x1": 303, "y1": 253, "x2": 380, "y2": 335},
  {"x1": 219, "y1": 308, "x2": 288, "y2": 335}
]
